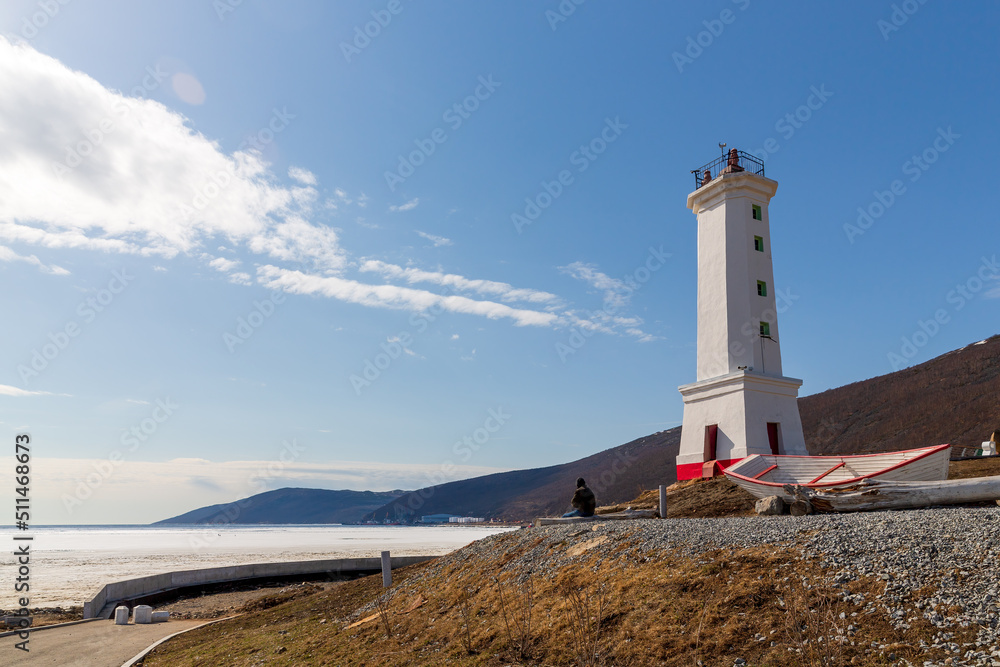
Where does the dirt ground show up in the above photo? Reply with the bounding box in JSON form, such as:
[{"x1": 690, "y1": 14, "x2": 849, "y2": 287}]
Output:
[{"x1": 154, "y1": 581, "x2": 339, "y2": 619}]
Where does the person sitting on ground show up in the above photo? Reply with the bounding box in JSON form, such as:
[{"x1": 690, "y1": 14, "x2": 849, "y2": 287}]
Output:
[{"x1": 562, "y1": 478, "x2": 596, "y2": 518}]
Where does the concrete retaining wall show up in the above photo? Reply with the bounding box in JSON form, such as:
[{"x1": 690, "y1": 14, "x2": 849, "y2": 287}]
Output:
[{"x1": 83, "y1": 555, "x2": 434, "y2": 619}]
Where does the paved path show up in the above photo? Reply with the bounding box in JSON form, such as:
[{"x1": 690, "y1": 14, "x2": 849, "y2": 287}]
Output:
[{"x1": 0, "y1": 619, "x2": 209, "y2": 667}]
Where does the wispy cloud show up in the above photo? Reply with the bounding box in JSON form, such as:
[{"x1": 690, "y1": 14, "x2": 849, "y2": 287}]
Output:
[
  {"x1": 0, "y1": 245, "x2": 69, "y2": 275},
  {"x1": 360, "y1": 260, "x2": 560, "y2": 305},
  {"x1": 0, "y1": 384, "x2": 67, "y2": 397},
  {"x1": 560, "y1": 261, "x2": 657, "y2": 342},
  {"x1": 288, "y1": 166, "x2": 316, "y2": 185},
  {"x1": 416, "y1": 230, "x2": 452, "y2": 247},
  {"x1": 257, "y1": 265, "x2": 559, "y2": 327},
  {"x1": 208, "y1": 256, "x2": 241, "y2": 272},
  {"x1": 388, "y1": 197, "x2": 419, "y2": 212},
  {"x1": 561, "y1": 261, "x2": 630, "y2": 310}
]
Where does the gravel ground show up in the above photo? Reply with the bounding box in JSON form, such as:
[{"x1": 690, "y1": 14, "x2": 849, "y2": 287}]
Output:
[{"x1": 395, "y1": 507, "x2": 1000, "y2": 666}]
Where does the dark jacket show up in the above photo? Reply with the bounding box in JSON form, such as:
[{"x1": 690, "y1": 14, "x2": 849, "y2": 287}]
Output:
[{"x1": 571, "y1": 485, "x2": 596, "y2": 517}]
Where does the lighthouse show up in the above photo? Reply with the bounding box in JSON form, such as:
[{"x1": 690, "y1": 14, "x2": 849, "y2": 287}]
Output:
[{"x1": 676, "y1": 148, "x2": 807, "y2": 481}]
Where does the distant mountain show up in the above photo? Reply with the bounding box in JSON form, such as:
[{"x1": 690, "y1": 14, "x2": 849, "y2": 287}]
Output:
[
  {"x1": 365, "y1": 429, "x2": 682, "y2": 523},
  {"x1": 369, "y1": 335, "x2": 999, "y2": 521},
  {"x1": 159, "y1": 336, "x2": 998, "y2": 525},
  {"x1": 800, "y1": 334, "x2": 999, "y2": 454},
  {"x1": 154, "y1": 487, "x2": 405, "y2": 525}
]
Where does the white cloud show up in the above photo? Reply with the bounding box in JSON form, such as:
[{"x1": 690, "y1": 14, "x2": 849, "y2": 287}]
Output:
[
  {"x1": 561, "y1": 261, "x2": 630, "y2": 310},
  {"x1": 288, "y1": 166, "x2": 317, "y2": 185},
  {"x1": 0, "y1": 40, "x2": 656, "y2": 343},
  {"x1": 560, "y1": 261, "x2": 658, "y2": 341},
  {"x1": 0, "y1": 38, "x2": 341, "y2": 272},
  {"x1": 257, "y1": 265, "x2": 559, "y2": 327},
  {"x1": 416, "y1": 230, "x2": 453, "y2": 247},
  {"x1": 360, "y1": 260, "x2": 560, "y2": 305},
  {"x1": 387, "y1": 335, "x2": 421, "y2": 358},
  {"x1": 0, "y1": 384, "x2": 66, "y2": 397},
  {"x1": 208, "y1": 256, "x2": 240, "y2": 272},
  {"x1": 388, "y1": 197, "x2": 419, "y2": 212},
  {"x1": 0, "y1": 244, "x2": 69, "y2": 275}
]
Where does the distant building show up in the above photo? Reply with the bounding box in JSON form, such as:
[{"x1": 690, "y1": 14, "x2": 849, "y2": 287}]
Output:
[
  {"x1": 420, "y1": 513, "x2": 461, "y2": 524},
  {"x1": 677, "y1": 149, "x2": 808, "y2": 480},
  {"x1": 448, "y1": 516, "x2": 484, "y2": 524}
]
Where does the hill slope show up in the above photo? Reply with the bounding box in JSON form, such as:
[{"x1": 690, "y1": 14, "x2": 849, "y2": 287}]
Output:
[
  {"x1": 801, "y1": 334, "x2": 1000, "y2": 454},
  {"x1": 367, "y1": 429, "x2": 680, "y2": 522},
  {"x1": 373, "y1": 335, "x2": 999, "y2": 521},
  {"x1": 155, "y1": 488, "x2": 404, "y2": 525}
]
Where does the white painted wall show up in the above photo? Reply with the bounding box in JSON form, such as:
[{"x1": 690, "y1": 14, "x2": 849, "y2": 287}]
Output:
[{"x1": 678, "y1": 170, "x2": 807, "y2": 470}]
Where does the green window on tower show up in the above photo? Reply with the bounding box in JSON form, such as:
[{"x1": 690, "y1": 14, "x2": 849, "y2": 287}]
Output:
[
  {"x1": 752, "y1": 204, "x2": 762, "y2": 221},
  {"x1": 757, "y1": 280, "x2": 767, "y2": 297},
  {"x1": 754, "y1": 235, "x2": 764, "y2": 252},
  {"x1": 759, "y1": 321, "x2": 770, "y2": 336}
]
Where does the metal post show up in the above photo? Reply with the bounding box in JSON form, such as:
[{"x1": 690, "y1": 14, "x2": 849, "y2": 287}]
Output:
[
  {"x1": 659, "y1": 485, "x2": 667, "y2": 519},
  {"x1": 381, "y1": 550, "x2": 392, "y2": 588}
]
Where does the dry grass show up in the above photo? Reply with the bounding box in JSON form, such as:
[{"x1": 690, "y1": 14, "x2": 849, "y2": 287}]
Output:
[
  {"x1": 596, "y1": 477, "x2": 757, "y2": 519},
  {"x1": 949, "y1": 456, "x2": 1000, "y2": 479},
  {"x1": 138, "y1": 536, "x2": 974, "y2": 667}
]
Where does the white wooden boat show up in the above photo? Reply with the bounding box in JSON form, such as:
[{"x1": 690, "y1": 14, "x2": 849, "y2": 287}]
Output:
[
  {"x1": 723, "y1": 444, "x2": 951, "y2": 501},
  {"x1": 784, "y1": 476, "x2": 1000, "y2": 513}
]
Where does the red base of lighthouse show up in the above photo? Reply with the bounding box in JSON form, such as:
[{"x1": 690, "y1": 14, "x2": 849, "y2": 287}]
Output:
[{"x1": 676, "y1": 458, "x2": 741, "y2": 481}]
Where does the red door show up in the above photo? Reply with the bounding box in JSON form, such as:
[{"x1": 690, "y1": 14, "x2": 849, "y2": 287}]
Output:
[
  {"x1": 704, "y1": 424, "x2": 718, "y2": 461},
  {"x1": 767, "y1": 422, "x2": 780, "y2": 455}
]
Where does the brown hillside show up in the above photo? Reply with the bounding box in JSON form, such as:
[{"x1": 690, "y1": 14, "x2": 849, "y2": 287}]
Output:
[
  {"x1": 801, "y1": 334, "x2": 1000, "y2": 454},
  {"x1": 367, "y1": 428, "x2": 680, "y2": 522},
  {"x1": 368, "y1": 335, "x2": 999, "y2": 522}
]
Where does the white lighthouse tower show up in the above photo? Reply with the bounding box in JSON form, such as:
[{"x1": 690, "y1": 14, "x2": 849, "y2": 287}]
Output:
[{"x1": 676, "y1": 148, "x2": 808, "y2": 480}]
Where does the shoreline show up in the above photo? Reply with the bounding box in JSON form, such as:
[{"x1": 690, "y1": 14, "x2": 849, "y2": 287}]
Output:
[{"x1": 1, "y1": 524, "x2": 516, "y2": 609}]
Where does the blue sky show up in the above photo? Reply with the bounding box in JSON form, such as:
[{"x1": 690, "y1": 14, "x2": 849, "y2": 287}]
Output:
[{"x1": 1, "y1": 1, "x2": 997, "y2": 523}]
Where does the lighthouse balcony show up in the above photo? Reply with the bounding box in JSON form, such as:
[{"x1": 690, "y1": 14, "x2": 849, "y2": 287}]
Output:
[{"x1": 692, "y1": 149, "x2": 765, "y2": 188}]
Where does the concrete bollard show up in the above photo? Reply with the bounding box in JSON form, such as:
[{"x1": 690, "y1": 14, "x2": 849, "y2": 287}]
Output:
[
  {"x1": 114, "y1": 606, "x2": 130, "y2": 625},
  {"x1": 151, "y1": 611, "x2": 170, "y2": 623},
  {"x1": 659, "y1": 485, "x2": 667, "y2": 518},
  {"x1": 381, "y1": 550, "x2": 392, "y2": 588},
  {"x1": 133, "y1": 605, "x2": 153, "y2": 624}
]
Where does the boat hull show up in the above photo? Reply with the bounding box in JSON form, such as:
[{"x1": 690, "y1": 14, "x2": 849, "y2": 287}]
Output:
[
  {"x1": 723, "y1": 444, "x2": 951, "y2": 501},
  {"x1": 791, "y1": 476, "x2": 1000, "y2": 512}
]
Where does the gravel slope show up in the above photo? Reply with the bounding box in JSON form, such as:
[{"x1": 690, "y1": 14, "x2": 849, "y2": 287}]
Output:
[{"x1": 395, "y1": 507, "x2": 1000, "y2": 666}]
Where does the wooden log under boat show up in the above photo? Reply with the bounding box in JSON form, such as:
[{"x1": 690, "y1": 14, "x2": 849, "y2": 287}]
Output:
[{"x1": 783, "y1": 476, "x2": 1000, "y2": 513}]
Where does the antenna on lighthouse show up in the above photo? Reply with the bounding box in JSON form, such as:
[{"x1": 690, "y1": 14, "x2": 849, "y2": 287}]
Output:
[{"x1": 719, "y1": 142, "x2": 727, "y2": 157}]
